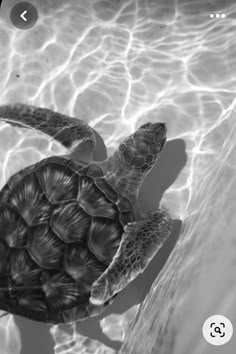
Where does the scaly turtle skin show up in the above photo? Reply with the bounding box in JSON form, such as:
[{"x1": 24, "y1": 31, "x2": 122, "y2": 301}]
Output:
[{"x1": 0, "y1": 104, "x2": 172, "y2": 324}]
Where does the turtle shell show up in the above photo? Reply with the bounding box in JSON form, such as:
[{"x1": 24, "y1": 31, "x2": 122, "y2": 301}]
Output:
[{"x1": 0, "y1": 156, "x2": 134, "y2": 324}]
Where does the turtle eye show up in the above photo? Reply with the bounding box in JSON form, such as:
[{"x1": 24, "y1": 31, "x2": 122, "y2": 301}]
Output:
[{"x1": 159, "y1": 137, "x2": 166, "y2": 149}]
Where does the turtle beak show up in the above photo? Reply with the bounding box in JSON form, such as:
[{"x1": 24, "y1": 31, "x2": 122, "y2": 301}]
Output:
[
  {"x1": 139, "y1": 122, "x2": 167, "y2": 148},
  {"x1": 152, "y1": 122, "x2": 166, "y2": 134},
  {"x1": 141, "y1": 122, "x2": 166, "y2": 135}
]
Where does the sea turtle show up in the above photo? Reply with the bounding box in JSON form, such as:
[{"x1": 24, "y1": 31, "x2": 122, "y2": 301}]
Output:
[{"x1": 0, "y1": 104, "x2": 172, "y2": 324}]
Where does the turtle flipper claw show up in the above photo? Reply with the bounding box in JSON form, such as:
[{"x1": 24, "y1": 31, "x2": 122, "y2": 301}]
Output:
[{"x1": 89, "y1": 278, "x2": 109, "y2": 306}]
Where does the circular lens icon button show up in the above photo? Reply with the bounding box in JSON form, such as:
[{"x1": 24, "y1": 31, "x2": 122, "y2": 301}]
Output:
[
  {"x1": 203, "y1": 315, "x2": 233, "y2": 346},
  {"x1": 10, "y1": 2, "x2": 38, "y2": 30}
]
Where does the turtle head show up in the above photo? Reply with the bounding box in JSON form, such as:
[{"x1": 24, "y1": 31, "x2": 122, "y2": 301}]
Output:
[{"x1": 118, "y1": 122, "x2": 167, "y2": 172}]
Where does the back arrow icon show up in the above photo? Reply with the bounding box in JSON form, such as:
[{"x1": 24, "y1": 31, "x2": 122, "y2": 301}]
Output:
[{"x1": 20, "y1": 10, "x2": 27, "y2": 22}]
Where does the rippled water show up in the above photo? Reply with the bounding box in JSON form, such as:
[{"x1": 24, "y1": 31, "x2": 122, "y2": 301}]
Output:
[{"x1": 0, "y1": 0, "x2": 235, "y2": 353}]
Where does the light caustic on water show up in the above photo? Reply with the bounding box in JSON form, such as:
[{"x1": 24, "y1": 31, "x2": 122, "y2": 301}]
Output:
[{"x1": 0, "y1": 0, "x2": 236, "y2": 353}]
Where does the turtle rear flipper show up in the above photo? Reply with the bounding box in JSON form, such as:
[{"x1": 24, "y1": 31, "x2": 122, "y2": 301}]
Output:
[
  {"x1": 89, "y1": 209, "x2": 173, "y2": 305},
  {"x1": 0, "y1": 104, "x2": 96, "y2": 163}
]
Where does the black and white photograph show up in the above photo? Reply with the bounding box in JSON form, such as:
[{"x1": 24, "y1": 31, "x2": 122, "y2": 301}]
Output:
[{"x1": 0, "y1": 1, "x2": 235, "y2": 353}]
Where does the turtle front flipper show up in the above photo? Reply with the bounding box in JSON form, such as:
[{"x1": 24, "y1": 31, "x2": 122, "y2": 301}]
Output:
[
  {"x1": 89, "y1": 209, "x2": 173, "y2": 305},
  {"x1": 0, "y1": 104, "x2": 96, "y2": 163}
]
